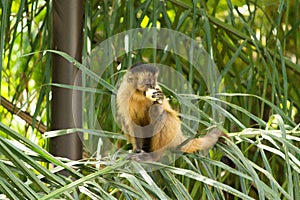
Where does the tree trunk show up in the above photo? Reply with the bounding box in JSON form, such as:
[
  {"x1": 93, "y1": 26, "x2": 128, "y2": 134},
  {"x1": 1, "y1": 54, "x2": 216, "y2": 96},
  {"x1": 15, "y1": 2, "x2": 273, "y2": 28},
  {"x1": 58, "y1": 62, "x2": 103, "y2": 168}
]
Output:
[{"x1": 50, "y1": 0, "x2": 83, "y2": 160}]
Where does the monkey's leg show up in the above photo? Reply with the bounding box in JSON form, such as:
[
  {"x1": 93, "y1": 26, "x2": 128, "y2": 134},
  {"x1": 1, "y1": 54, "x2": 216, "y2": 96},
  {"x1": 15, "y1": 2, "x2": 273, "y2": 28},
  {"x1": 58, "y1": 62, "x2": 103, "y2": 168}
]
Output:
[
  {"x1": 128, "y1": 105, "x2": 165, "y2": 162},
  {"x1": 133, "y1": 137, "x2": 151, "y2": 153},
  {"x1": 132, "y1": 123, "x2": 153, "y2": 152},
  {"x1": 132, "y1": 104, "x2": 167, "y2": 162},
  {"x1": 134, "y1": 137, "x2": 145, "y2": 152}
]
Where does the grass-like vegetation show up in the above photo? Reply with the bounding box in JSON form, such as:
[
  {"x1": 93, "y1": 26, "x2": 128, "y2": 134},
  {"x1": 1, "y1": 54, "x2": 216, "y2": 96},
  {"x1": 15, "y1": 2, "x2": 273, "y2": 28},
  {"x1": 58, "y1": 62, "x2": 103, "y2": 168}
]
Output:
[{"x1": 0, "y1": 0, "x2": 299, "y2": 199}]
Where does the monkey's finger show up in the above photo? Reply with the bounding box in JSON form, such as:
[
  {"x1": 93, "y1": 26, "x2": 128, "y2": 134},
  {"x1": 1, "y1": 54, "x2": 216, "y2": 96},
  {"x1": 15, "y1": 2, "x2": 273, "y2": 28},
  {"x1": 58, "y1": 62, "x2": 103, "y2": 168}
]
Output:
[
  {"x1": 152, "y1": 92, "x2": 164, "y2": 98},
  {"x1": 154, "y1": 88, "x2": 163, "y2": 92},
  {"x1": 151, "y1": 94, "x2": 163, "y2": 99},
  {"x1": 153, "y1": 91, "x2": 163, "y2": 95},
  {"x1": 152, "y1": 96, "x2": 164, "y2": 104}
]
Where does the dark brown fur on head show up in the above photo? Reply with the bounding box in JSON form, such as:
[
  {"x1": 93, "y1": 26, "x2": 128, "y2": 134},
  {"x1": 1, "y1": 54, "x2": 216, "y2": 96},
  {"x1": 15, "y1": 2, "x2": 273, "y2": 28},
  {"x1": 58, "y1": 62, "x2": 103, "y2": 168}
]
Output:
[{"x1": 127, "y1": 63, "x2": 158, "y2": 92}]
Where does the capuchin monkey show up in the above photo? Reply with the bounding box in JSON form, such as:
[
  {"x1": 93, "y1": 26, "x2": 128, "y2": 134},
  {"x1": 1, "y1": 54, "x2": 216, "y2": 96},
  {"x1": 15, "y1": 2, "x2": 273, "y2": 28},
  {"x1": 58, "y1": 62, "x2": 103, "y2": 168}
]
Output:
[{"x1": 116, "y1": 63, "x2": 224, "y2": 161}]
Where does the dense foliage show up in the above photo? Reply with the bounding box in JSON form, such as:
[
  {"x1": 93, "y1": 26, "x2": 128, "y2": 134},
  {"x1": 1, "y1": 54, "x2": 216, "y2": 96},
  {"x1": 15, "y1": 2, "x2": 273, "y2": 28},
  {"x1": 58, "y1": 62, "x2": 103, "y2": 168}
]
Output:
[{"x1": 0, "y1": 0, "x2": 299, "y2": 199}]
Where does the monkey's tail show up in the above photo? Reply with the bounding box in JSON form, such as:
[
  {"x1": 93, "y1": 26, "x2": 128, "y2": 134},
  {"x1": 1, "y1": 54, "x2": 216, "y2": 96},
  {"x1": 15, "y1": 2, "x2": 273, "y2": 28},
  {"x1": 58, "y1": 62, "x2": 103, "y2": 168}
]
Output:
[{"x1": 179, "y1": 128, "x2": 225, "y2": 153}]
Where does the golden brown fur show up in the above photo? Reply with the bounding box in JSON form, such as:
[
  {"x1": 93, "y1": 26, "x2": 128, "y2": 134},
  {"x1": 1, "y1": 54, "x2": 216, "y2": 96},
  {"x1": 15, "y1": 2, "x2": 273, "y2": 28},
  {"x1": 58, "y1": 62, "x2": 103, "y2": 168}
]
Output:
[{"x1": 116, "y1": 64, "x2": 223, "y2": 161}]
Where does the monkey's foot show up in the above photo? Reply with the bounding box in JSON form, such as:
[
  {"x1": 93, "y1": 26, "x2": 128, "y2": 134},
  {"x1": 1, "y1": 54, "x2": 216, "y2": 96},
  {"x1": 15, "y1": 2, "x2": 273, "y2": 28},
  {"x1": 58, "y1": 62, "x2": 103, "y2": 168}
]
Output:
[{"x1": 127, "y1": 150, "x2": 155, "y2": 162}]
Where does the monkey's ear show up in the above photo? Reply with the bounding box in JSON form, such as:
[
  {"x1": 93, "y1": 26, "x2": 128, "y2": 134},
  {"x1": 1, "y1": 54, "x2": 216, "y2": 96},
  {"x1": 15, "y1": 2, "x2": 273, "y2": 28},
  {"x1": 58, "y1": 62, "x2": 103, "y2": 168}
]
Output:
[{"x1": 126, "y1": 72, "x2": 134, "y2": 83}]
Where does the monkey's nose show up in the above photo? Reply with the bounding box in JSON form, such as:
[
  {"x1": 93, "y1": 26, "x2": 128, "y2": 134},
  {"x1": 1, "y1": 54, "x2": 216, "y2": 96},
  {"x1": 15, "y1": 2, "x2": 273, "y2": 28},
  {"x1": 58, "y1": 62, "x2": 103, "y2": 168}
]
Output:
[
  {"x1": 145, "y1": 80, "x2": 155, "y2": 88},
  {"x1": 145, "y1": 83, "x2": 154, "y2": 89}
]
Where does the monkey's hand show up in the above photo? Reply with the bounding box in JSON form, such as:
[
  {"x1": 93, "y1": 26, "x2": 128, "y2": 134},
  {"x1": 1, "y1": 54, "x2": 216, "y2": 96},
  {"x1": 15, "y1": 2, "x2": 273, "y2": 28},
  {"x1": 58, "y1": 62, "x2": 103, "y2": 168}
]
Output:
[{"x1": 145, "y1": 87, "x2": 164, "y2": 104}]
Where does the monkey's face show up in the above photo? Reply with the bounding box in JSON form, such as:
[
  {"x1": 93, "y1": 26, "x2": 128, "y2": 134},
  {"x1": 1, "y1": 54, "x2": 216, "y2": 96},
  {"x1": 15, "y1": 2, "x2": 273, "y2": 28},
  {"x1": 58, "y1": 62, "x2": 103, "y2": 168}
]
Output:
[
  {"x1": 128, "y1": 71, "x2": 158, "y2": 92},
  {"x1": 127, "y1": 64, "x2": 159, "y2": 92}
]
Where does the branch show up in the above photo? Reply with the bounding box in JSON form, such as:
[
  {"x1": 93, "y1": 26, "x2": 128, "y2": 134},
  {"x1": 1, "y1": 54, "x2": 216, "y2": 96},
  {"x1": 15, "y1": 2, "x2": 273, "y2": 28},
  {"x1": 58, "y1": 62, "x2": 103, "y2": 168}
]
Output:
[{"x1": 0, "y1": 96, "x2": 47, "y2": 133}]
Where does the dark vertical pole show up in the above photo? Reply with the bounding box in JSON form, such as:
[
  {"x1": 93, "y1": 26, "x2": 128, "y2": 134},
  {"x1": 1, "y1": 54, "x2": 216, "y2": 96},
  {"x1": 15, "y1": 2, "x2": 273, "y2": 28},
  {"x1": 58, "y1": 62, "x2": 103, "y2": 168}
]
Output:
[{"x1": 51, "y1": 0, "x2": 83, "y2": 160}]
